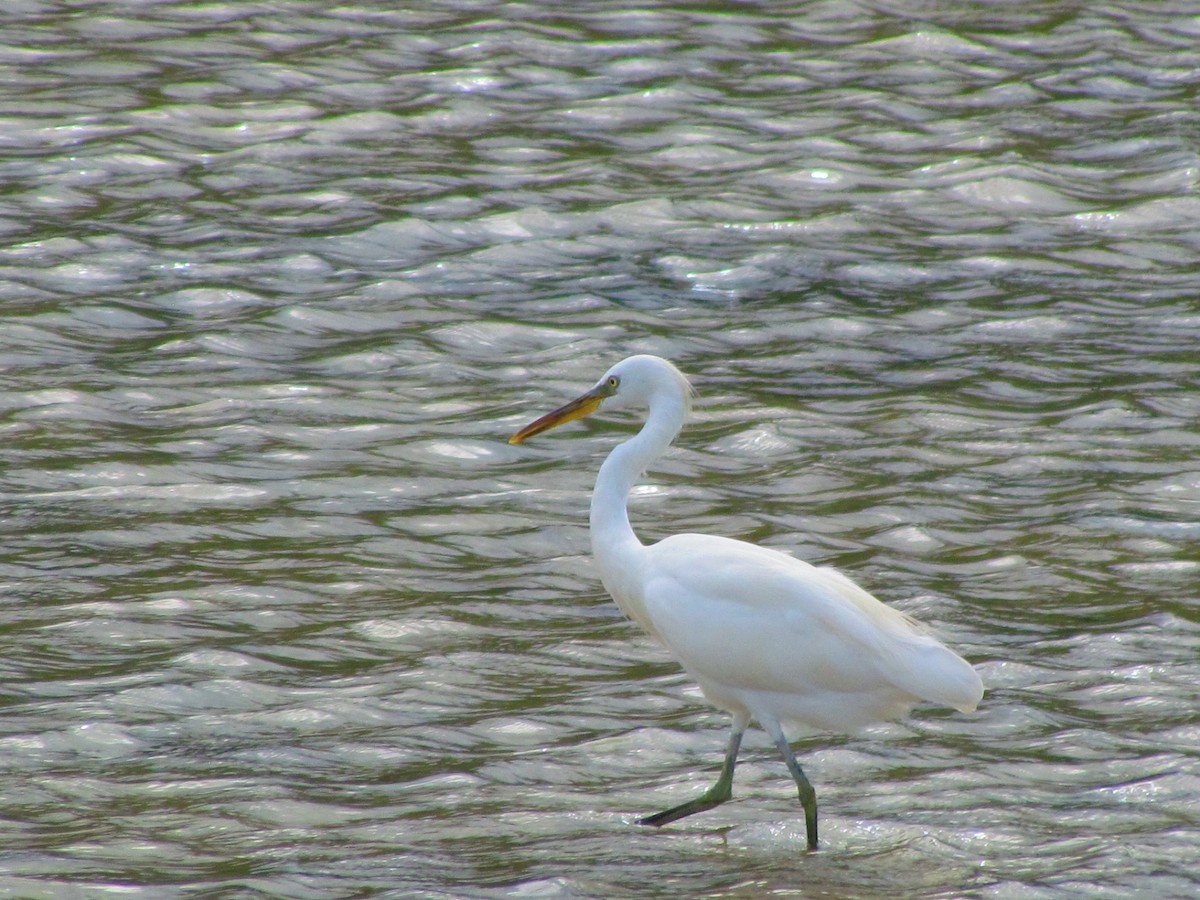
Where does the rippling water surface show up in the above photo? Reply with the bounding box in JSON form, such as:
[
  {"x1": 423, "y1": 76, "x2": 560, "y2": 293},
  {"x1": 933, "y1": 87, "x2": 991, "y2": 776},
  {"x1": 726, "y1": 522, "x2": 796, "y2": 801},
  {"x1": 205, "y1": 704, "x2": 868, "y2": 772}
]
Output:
[{"x1": 2, "y1": 2, "x2": 1198, "y2": 897}]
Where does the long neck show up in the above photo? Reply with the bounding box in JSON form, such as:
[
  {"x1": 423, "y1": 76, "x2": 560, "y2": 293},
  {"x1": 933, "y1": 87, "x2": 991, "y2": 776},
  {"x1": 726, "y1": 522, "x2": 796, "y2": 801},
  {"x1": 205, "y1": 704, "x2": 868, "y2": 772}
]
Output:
[{"x1": 590, "y1": 392, "x2": 686, "y2": 574}]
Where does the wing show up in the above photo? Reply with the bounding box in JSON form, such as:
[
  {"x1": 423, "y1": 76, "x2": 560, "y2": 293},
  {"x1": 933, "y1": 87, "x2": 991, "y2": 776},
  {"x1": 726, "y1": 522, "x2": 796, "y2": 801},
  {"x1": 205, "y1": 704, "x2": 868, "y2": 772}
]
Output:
[{"x1": 639, "y1": 533, "x2": 983, "y2": 715}]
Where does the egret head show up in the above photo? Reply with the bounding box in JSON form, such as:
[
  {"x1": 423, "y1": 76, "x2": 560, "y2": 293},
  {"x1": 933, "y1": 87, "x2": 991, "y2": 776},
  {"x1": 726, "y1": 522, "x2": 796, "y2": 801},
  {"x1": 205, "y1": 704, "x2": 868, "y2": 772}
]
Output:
[{"x1": 509, "y1": 355, "x2": 692, "y2": 444}]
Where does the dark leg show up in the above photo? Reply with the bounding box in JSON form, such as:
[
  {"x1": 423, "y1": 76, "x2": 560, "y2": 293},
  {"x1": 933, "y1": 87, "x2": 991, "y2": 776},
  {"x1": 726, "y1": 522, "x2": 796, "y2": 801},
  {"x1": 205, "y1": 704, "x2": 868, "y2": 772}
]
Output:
[
  {"x1": 639, "y1": 711, "x2": 749, "y2": 827},
  {"x1": 771, "y1": 727, "x2": 819, "y2": 850}
]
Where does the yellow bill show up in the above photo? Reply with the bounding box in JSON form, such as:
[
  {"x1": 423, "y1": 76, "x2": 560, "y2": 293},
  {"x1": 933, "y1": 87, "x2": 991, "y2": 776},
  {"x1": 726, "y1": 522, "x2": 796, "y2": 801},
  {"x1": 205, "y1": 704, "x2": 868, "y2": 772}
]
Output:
[{"x1": 509, "y1": 382, "x2": 612, "y2": 444}]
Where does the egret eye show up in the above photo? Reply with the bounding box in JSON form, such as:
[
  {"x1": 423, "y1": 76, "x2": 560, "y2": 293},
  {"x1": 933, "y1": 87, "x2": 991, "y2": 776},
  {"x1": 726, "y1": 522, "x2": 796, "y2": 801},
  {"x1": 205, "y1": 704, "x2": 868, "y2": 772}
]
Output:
[{"x1": 607, "y1": 376, "x2": 619, "y2": 389}]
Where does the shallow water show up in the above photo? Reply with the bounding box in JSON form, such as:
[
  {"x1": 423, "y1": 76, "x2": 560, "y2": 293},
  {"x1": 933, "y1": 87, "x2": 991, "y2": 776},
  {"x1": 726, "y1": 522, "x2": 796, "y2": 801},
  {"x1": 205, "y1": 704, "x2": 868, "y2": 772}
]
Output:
[{"x1": 1, "y1": 2, "x2": 1198, "y2": 897}]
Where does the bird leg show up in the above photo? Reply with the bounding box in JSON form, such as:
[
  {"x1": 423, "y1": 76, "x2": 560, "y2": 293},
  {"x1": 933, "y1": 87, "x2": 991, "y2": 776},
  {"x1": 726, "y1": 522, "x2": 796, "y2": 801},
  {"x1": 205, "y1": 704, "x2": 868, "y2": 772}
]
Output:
[
  {"x1": 771, "y1": 729, "x2": 819, "y2": 850},
  {"x1": 639, "y1": 715, "x2": 748, "y2": 828}
]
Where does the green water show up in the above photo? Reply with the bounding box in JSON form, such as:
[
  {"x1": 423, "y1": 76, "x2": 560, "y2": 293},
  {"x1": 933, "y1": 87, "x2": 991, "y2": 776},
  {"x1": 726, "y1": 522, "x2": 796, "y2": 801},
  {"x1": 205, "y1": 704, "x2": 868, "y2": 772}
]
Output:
[{"x1": 1, "y1": 2, "x2": 1198, "y2": 897}]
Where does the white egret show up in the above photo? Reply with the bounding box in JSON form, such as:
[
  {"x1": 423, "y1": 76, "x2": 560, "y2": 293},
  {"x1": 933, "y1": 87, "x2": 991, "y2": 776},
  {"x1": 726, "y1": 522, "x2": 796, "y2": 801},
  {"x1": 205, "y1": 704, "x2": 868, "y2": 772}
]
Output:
[{"x1": 510, "y1": 355, "x2": 983, "y2": 849}]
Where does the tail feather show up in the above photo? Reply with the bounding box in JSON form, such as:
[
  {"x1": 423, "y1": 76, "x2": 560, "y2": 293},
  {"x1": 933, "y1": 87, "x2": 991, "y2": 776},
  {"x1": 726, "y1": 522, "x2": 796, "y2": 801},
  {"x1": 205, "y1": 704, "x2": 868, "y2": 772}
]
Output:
[{"x1": 893, "y1": 636, "x2": 983, "y2": 712}]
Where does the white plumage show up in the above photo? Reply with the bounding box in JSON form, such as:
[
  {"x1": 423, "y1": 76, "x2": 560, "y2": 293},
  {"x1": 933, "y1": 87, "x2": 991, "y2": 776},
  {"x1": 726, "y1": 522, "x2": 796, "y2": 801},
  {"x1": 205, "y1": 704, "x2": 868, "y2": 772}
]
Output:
[{"x1": 511, "y1": 354, "x2": 982, "y2": 849}]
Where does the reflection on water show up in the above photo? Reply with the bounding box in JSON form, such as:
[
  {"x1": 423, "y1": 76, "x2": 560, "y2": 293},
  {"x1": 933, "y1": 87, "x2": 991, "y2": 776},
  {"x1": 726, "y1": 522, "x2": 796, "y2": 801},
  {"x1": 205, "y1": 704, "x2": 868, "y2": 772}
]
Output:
[{"x1": 1, "y1": 1, "x2": 1198, "y2": 897}]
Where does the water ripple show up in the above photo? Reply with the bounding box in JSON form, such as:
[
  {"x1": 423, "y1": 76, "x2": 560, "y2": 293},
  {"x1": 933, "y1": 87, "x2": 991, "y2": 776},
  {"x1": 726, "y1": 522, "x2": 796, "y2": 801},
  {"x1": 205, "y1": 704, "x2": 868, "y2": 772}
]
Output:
[{"x1": 1, "y1": 1, "x2": 1198, "y2": 898}]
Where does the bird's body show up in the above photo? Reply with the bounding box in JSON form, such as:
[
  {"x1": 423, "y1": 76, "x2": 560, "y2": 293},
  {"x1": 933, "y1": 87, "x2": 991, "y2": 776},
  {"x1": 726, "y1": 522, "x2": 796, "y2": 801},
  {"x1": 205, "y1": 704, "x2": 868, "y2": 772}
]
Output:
[
  {"x1": 510, "y1": 355, "x2": 982, "y2": 848},
  {"x1": 626, "y1": 532, "x2": 980, "y2": 734}
]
